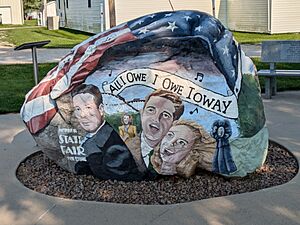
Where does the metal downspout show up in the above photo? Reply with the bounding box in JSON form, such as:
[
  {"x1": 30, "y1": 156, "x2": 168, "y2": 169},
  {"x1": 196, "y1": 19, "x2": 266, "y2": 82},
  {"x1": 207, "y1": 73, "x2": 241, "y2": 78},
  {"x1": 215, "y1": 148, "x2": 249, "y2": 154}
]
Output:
[{"x1": 268, "y1": 0, "x2": 272, "y2": 33}]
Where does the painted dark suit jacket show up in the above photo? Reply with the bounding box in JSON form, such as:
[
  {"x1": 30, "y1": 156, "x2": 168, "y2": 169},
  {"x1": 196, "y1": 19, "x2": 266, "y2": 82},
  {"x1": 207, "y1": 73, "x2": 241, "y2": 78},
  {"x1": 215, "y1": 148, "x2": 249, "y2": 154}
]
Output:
[
  {"x1": 75, "y1": 122, "x2": 143, "y2": 181},
  {"x1": 126, "y1": 135, "x2": 158, "y2": 180}
]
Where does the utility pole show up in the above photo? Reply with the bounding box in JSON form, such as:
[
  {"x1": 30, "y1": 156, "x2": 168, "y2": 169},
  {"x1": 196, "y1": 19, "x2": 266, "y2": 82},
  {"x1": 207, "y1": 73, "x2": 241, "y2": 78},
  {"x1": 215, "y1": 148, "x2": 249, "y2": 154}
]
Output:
[
  {"x1": 109, "y1": 0, "x2": 116, "y2": 28},
  {"x1": 62, "y1": 0, "x2": 68, "y2": 27},
  {"x1": 212, "y1": 0, "x2": 216, "y2": 17},
  {"x1": 42, "y1": 0, "x2": 47, "y2": 26}
]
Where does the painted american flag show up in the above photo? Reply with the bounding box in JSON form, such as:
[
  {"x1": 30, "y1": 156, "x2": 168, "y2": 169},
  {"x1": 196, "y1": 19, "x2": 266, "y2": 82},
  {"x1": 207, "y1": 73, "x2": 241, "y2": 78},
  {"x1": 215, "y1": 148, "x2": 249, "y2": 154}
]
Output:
[{"x1": 21, "y1": 10, "x2": 243, "y2": 134}]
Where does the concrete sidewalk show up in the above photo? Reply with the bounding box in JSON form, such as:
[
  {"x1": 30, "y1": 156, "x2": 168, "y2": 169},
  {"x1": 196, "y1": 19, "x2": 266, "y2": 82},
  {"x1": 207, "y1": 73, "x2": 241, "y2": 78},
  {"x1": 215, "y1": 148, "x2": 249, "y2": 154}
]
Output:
[
  {"x1": 0, "y1": 46, "x2": 70, "y2": 64},
  {"x1": 0, "y1": 44, "x2": 261, "y2": 65},
  {"x1": 0, "y1": 91, "x2": 299, "y2": 225}
]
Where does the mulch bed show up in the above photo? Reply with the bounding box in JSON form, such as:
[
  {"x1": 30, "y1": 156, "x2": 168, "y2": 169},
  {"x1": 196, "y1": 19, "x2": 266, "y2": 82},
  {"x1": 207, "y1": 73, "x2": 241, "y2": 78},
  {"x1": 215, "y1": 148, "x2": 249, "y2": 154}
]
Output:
[{"x1": 16, "y1": 141, "x2": 298, "y2": 205}]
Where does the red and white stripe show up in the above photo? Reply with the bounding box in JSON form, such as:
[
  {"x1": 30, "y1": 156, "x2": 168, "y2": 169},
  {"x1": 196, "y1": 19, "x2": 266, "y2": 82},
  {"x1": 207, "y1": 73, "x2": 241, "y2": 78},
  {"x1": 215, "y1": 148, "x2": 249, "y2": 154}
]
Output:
[{"x1": 21, "y1": 24, "x2": 137, "y2": 134}]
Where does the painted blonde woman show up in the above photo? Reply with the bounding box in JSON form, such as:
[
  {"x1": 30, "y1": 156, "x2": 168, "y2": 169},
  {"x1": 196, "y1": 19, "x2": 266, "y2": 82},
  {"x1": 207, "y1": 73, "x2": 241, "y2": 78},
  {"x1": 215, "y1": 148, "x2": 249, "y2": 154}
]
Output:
[{"x1": 151, "y1": 120, "x2": 216, "y2": 178}]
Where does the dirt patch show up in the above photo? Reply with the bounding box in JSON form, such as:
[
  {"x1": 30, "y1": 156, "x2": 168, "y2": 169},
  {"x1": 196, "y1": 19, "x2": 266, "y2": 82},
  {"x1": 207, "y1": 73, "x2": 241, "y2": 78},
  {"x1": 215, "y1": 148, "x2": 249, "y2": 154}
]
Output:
[{"x1": 0, "y1": 31, "x2": 14, "y2": 47}]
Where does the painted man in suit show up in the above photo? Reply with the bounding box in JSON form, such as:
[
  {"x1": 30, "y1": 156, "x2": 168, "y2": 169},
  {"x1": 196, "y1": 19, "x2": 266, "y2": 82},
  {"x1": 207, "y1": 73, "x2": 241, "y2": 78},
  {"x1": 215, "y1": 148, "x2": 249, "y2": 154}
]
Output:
[
  {"x1": 127, "y1": 89, "x2": 184, "y2": 176},
  {"x1": 71, "y1": 84, "x2": 142, "y2": 181}
]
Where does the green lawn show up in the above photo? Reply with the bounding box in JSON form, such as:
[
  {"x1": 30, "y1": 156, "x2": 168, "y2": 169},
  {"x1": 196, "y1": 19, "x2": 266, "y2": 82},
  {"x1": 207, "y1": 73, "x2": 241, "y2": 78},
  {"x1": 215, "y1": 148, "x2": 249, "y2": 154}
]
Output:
[
  {"x1": 1, "y1": 23, "x2": 299, "y2": 47},
  {"x1": 0, "y1": 19, "x2": 38, "y2": 28},
  {"x1": 0, "y1": 63, "x2": 56, "y2": 113},
  {"x1": 0, "y1": 60, "x2": 299, "y2": 113},
  {"x1": 252, "y1": 58, "x2": 300, "y2": 92},
  {"x1": 24, "y1": 19, "x2": 38, "y2": 26},
  {"x1": 0, "y1": 27, "x2": 92, "y2": 48},
  {"x1": 233, "y1": 31, "x2": 300, "y2": 44}
]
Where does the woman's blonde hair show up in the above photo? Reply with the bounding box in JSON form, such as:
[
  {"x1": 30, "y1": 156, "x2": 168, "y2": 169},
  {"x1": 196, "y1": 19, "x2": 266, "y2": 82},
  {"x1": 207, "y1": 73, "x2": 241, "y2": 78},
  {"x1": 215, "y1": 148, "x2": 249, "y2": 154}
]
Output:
[{"x1": 151, "y1": 120, "x2": 216, "y2": 178}]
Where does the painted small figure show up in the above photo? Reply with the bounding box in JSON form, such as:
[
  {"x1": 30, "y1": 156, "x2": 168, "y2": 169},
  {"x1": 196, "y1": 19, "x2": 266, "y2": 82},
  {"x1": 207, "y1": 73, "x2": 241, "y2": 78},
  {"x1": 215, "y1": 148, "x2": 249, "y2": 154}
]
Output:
[
  {"x1": 211, "y1": 120, "x2": 237, "y2": 175},
  {"x1": 119, "y1": 113, "x2": 137, "y2": 144}
]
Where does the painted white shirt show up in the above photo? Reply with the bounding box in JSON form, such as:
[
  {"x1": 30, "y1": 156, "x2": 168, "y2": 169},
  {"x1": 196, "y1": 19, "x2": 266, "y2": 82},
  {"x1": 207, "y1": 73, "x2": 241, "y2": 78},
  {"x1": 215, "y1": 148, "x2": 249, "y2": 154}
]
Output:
[{"x1": 140, "y1": 132, "x2": 153, "y2": 167}]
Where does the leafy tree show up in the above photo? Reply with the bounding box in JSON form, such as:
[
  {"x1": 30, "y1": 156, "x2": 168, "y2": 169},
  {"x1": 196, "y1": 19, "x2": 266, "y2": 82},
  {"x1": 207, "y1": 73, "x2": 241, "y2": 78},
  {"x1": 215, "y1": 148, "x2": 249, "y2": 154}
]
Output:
[{"x1": 23, "y1": 0, "x2": 42, "y2": 13}]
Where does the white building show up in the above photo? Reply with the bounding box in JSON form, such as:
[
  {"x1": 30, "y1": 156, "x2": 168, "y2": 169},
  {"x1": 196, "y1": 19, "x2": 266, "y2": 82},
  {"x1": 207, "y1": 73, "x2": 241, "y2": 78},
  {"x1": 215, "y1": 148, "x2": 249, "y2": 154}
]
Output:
[
  {"x1": 56, "y1": 0, "x2": 105, "y2": 33},
  {"x1": 226, "y1": 0, "x2": 300, "y2": 34},
  {"x1": 56, "y1": 0, "x2": 300, "y2": 34},
  {"x1": 39, "y1": 1, "x2": 58, "y2": 26},
  {"x1": 0, "y1": 0, "x2": 23, "y2": 25}
]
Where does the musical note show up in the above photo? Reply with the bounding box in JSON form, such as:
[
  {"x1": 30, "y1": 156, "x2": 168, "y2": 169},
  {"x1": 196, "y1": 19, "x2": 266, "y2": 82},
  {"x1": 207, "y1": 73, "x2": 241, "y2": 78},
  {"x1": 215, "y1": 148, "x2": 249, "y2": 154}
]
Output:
[
  {"x1": 108, "y1": 70, "x2": 113, "y2": 77},
  {"x1": 194, "y1": 72, "x2": 204, "y2": 82},
  {"x1": 101, "y1": 81, "x2": 108, "y2": 92},
  {"x1": 227, "y1": 89, "x2": 233, "y2": 95},
  {"x1": 189, "y1": 108, "x2": 199, "y2": 115}
]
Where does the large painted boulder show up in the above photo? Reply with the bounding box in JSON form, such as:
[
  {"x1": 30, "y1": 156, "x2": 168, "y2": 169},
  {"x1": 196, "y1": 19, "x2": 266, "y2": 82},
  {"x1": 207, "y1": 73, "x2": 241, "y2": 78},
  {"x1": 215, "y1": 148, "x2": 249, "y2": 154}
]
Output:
[{"x1": 21, "y1": 10, "x2": 268, "y2": 181}]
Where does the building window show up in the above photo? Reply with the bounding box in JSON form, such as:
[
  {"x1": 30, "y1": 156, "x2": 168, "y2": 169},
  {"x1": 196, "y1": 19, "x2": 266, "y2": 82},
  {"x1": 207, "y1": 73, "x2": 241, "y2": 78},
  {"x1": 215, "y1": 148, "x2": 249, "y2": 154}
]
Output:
[
  {"x1": 66, "y1": 0, "x2": 69, "y2": 8},
  {"x1": 88, "y1": 0, "x2": 91, "y2": 8},
  {"x1": 58, "y1": 0, "x2": 61, "y2": 9}
]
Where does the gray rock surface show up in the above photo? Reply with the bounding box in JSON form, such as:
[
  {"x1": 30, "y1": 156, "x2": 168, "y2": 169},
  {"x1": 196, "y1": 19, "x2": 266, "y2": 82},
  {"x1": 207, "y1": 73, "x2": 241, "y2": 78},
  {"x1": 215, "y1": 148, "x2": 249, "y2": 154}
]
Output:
[{"x1": 21, "y1": 10, "x2": 268, "y2": 180}]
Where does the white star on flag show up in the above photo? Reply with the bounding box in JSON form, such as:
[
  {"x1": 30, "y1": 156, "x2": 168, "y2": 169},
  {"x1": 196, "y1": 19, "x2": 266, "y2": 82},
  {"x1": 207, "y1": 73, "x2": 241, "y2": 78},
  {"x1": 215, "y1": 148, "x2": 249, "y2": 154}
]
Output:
[
  {"x1": 137, "y1": 20, "x2": 144, "y2": 25},
  {"x1": 195, "y1": 25, "x2": 203, "y2": 32},
  {"x1": 231, "y1": 70, "x2": 235, "y2": 77},
  {"x1": 149, "y1": 14, "x2": 156, "y2": 18},
  {"x1": 139, "y1": 27, "x2": 150, "y2": 34},
  {"x1": 222, "y1": 46, "x2": 229, "y2": 56},
  {"x1": 183, "y1": 15, "x2": 192, "y2": 21},
  {"x1": 165, "y1": 13, "x2": 173, "y2": 17},
  {"x1": 166, "y1": 21, "x2": 178, "y2": 32}
]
